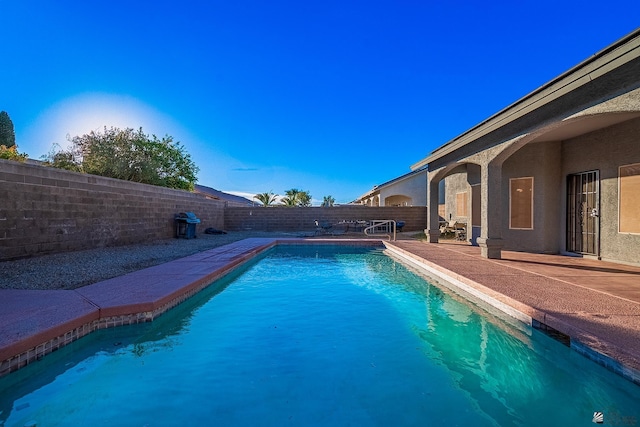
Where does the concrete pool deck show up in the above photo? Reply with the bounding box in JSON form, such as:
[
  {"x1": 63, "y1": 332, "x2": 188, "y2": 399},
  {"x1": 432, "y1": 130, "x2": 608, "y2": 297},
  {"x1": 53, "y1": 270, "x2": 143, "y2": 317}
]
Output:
[{"x1": 1, "y1": 237, "x2": 639, "y2": 384}]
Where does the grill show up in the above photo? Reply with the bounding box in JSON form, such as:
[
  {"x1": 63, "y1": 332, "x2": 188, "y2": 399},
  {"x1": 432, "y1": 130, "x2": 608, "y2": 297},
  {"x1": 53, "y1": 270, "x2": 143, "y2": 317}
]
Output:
[{"x1": 175, "y1": 212, "x2": 201, "y2": 239}]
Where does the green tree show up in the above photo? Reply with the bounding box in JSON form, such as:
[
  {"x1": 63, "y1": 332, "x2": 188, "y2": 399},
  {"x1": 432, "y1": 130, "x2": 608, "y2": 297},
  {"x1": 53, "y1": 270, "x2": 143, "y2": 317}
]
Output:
[
  {"x1": 281, "y1": 188, "x2": 312, "y2": 207},
  {"x1": 280, "y1": 196, "x2": 298, "y2": 206},
  {"x1": 322, "y1": 195, "x2": 335, "y2": 207},
  {"x1": 41, "y1": 143, "x2": 82, "y2": 171},
  {"x1": 43, "y1": 127, "x2": 199, "y2": 190},
  {"x1": 0, "y1": 111, "x2": 16, "y2": 148},
  {"x1": 254, "y1": 191, "x2": 278, "y2": 206},
  {"x1": 0, "y1": 145, "x2": 27, "y2": 162},
  {"x1": 297, "y1": 191, "x2": 312, "y2": 207}
]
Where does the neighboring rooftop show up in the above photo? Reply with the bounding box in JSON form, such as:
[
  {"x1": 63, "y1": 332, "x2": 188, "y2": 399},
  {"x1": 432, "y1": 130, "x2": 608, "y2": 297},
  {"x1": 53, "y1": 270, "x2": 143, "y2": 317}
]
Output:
[
  {"x1": 354, "y1": 166, "x2": 427, "y2": 203},
  {"x1": 194, "y1": 184, "x2": 254, "y2": 206}
]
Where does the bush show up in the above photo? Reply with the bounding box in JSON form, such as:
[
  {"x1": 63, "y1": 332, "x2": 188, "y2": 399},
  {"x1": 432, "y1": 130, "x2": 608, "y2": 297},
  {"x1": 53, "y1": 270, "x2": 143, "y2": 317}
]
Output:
[
  {"x1": 42, "y1": 127, "x2": 199, "y2": 191},
  {"x1": 0, "y1": 145, "x2": 27, "y2": 162},
  {"x1": 41, "y1": 146, "x2": 82, "y2": 171}
]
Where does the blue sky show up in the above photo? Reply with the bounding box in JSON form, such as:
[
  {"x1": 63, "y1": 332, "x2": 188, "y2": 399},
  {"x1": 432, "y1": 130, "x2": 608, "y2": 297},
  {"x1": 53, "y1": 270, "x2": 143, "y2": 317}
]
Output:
[{"x1": 2, "y1": 1, "x2": 639, "y2": 204}]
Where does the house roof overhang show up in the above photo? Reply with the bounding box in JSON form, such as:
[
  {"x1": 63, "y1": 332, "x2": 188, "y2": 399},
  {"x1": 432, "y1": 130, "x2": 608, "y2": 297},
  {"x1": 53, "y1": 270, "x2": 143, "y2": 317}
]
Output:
[{"x1": 411, "y1": 28, "x2": 640, "y2": 171}]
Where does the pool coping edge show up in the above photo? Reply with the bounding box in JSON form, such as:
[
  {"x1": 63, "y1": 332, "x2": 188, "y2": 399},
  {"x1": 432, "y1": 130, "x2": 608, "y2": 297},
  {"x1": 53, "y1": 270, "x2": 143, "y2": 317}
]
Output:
[{"x1": 383, "y1": 242, "x2": 640, "y2": 386}]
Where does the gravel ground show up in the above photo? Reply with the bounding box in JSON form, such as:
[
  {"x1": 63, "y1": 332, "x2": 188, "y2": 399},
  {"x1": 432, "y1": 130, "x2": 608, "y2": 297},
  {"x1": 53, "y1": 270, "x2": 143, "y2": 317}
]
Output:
[{"x1": 0, "y1": 231, "x2": 295, "y2": 291}]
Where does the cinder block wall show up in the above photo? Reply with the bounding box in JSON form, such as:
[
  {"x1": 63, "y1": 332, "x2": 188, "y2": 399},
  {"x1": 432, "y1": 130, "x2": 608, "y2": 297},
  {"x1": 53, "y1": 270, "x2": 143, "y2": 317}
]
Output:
[
  {"x1": 224, "y1": 206, "x2": 427, "y2": 232},
  {"x1": 0, "y1": 160, "x2": 225, "y2": 260}
]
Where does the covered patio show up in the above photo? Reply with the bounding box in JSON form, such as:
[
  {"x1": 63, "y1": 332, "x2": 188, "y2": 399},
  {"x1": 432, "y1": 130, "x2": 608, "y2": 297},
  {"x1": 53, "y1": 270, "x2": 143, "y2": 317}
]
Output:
[{"x1": 414, "y1": 29, "x2": 640, "y2": 264}]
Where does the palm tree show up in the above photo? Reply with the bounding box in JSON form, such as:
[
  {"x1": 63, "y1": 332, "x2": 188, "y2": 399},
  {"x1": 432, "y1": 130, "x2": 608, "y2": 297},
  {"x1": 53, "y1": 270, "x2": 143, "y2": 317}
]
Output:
[
  {"x1": 281, "y1": 188, "x2": 312, "y2": 207},
  {"x1": 297, "y1": 191, "x2": 312, "y2": 207},
  {"x1": 254, "y1": 191, "x2": 278, "y2": 206},
  {"x1": 322, "y1": 195, "x2": 335, "y2": 207},
  {"x1": 280, "y1": 196, "x2": 297, "y2": 206},
  {"x1": 284, "y1": 188, "x2": 301, "y2": 201}
]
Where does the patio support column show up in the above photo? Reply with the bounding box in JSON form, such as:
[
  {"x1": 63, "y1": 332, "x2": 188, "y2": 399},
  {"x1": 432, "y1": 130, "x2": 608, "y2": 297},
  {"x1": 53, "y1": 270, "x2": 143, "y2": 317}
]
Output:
[
  {"x1": 425, "y1": 170, "x2": 441, "y2": 243},
  {"x1": 477, "y1": 162, "x2": 504, "y2": 258}
]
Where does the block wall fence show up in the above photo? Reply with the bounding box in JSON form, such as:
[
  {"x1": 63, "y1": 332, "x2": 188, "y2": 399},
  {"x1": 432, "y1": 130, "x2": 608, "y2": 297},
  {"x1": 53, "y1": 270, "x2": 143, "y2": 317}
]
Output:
[
  {"x1": 0, "y1": 160, "x2": 226, "y2": 261},
  {"x1": 0, "y1": 159, "x2": 427, "y2": 261},
  {"x1": 224, "y1": 206, "x2": 427, "y2": 233}
]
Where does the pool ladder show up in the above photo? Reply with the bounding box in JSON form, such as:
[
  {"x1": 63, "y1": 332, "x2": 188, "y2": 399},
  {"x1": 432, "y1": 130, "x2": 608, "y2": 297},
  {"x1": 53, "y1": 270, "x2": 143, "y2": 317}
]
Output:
[{"x1": 363, "y1": 220, "x2": 396, "y2": 241}]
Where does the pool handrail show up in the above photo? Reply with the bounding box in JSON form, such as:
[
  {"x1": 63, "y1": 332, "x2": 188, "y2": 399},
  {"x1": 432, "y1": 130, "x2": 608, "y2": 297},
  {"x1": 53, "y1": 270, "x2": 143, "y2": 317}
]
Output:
[{"x1": 363, "y1": 220, "x2": 396, "y2": 241}]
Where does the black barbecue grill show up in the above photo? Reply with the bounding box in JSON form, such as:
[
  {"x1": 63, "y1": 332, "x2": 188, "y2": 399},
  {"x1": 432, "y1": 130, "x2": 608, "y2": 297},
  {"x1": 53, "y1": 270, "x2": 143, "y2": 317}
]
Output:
[{"x1": 175, "y1": 212, "x2": 201, "y2": 239}]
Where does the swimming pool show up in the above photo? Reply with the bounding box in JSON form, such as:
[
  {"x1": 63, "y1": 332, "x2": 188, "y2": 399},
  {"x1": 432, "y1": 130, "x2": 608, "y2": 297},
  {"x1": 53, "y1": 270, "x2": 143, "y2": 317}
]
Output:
[{"x1": 1, "y1": 245, "x2": 639, "y2": 426}]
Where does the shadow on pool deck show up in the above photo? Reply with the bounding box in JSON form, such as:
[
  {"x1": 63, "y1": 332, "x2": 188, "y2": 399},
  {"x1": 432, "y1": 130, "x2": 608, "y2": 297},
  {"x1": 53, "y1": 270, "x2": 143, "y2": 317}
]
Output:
[{"x1": 1, "y1": 237, "x2": 640, "y2": 384}]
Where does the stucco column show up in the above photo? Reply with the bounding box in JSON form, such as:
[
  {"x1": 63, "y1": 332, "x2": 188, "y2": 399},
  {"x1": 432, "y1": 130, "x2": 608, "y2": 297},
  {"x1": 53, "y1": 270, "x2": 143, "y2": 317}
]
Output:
[
  {"x1": 425, "y1": 171, "x2": 441, "y2": 243},
  {"x1": 477, "y1": 162, "x2": 504, "y2": 258}
]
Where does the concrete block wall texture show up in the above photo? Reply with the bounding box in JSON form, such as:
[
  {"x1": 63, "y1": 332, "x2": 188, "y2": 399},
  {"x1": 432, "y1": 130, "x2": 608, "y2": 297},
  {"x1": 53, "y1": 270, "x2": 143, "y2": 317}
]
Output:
[
  {"x1": 0, "y1": 160, "x2": 225, "y2": 261},
  {"x1": 224, "y1": 206, "x2": 427, "y2": 232}
]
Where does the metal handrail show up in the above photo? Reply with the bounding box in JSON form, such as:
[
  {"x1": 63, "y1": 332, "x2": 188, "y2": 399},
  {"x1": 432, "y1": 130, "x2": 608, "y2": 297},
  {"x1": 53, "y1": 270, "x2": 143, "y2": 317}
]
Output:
[{"x1": 363, "y1": 220, "x2": 396, "y2": 241}]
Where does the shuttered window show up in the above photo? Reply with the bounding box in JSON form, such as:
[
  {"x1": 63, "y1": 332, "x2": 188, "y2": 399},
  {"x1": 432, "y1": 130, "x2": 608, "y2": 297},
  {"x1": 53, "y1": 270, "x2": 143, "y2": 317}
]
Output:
[
  {"x1": 510, "y1": 177, "x2": 533, "y2": 229},
  {"x1": 456, "y1": 192, "x2": 468, "y2": 217},
  {"x1": 619, "y1": 163, "x2": 640, "y2": 233}
]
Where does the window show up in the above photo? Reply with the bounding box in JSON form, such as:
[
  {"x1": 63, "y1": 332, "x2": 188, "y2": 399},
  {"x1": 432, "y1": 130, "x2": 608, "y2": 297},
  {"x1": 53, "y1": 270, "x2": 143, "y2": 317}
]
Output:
[
  {"x1": 619, "y1": 163, "x2": 640, "y2": 233},
  {"x1": 456, "y1": 192, "x2": 468, "y2": 217},
  {"x1": 510, "y1": 177, "x2": 533, "y2": 229}
]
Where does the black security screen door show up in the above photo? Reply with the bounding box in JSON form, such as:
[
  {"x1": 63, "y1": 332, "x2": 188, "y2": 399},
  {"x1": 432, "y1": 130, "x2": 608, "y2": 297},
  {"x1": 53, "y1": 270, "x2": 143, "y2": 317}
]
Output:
[{"x1": 566, "y1": 171, "x2": 600, "y2": 256}]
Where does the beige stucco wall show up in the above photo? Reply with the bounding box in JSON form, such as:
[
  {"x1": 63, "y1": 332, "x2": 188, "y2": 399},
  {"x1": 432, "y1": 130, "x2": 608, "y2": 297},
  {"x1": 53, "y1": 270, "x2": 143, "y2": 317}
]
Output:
[
  {"x1": 458, "y1": 117, "x2": 640, "y2": 262},
  {"x1": 442, "y1": 169, "x2": 470, "y2": 224},
  {"x1": 561, "y1": 117, "x2": 640, "y2": 264},
  {"x1": 378, "y1": 170, "x2": 427, "y2": 206},
  {"x1": 501, "y1": 141, "x2": 562, "y2": 253},
  {"x1": 439, "y1": 117, "x2": 640, "y2": 262}
]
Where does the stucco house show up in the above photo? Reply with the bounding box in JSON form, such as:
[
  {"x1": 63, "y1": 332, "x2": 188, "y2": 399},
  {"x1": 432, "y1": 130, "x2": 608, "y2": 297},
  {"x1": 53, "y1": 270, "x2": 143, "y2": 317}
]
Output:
[
  {"x1": 354, "y1": 166, "x2": 427, "y2": 207},
  {"x1": 412, "y1": 28, "x2": 640, "y2": 266}
]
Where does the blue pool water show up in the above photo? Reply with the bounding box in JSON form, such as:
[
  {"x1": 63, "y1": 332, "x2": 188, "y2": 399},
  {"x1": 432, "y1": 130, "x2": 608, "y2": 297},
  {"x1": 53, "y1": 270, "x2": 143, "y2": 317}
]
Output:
[{"x1": 1, "y1": 245, "x2": 639, "y2": 426}]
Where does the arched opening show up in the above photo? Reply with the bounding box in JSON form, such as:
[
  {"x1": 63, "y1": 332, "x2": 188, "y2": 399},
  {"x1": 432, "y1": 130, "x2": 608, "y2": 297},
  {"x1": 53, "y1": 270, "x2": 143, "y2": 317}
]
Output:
[{"x1": 384, "y1": 194, "x2": 412, "y2": 206}]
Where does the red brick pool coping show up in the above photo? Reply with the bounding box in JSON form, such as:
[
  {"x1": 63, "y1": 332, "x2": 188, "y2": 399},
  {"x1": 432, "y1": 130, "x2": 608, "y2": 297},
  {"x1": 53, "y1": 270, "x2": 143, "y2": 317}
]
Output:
[{"x1": 1, "y1": 238, "x2": 639, "y2": 385}]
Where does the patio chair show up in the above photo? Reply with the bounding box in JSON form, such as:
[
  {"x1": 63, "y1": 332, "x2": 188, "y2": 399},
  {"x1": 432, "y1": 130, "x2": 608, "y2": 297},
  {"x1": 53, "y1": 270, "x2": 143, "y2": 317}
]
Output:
[
  {"x1": 441, "y1": 220, "x2": 466, "y2": 239},
  {"x1": 314, "y1": 220, "x2": 333, "y2": 235},
  {"x1": 453, "y1": 222, "x2": 467, "y2": 241}
]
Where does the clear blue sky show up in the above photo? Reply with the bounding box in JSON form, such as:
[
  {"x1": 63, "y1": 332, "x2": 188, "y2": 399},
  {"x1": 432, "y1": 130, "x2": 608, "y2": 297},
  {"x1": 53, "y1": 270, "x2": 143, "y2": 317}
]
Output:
[{"x1": 2, "y1": 1, "x2": 639, "y2": 204}]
